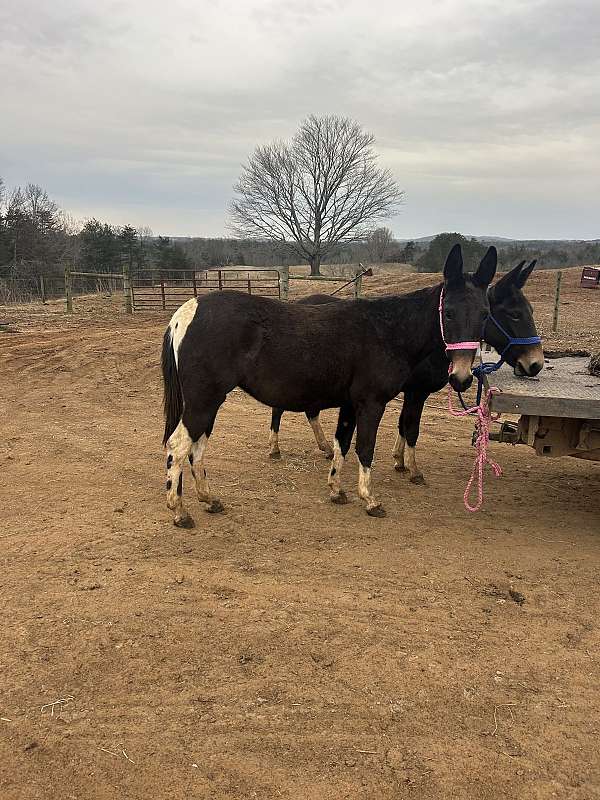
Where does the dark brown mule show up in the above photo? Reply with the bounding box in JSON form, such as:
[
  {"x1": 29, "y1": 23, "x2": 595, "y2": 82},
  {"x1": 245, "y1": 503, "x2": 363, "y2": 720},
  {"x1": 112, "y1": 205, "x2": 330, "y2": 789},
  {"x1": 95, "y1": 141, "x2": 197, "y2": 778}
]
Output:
[
  {"x1": 268, "y1": 293, "x2": 341, "y2": 460},
  {"x1": 161, "y1": 244, "x2": 496, "y2": 526},
  {"x1": 394, "y1": 260, "x2": 543, "y2": 483},
  {"x1": 269, "y1": 259, "x2": 543, "y2": 483}
]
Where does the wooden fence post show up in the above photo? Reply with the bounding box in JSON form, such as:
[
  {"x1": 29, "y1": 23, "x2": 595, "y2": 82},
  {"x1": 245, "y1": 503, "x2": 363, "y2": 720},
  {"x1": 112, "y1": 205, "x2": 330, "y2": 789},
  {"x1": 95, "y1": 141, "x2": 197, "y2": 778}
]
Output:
[
  {"x1": 192, "y1": 271, "x2": 198, "y2": 297},
  {"x1": 160, "y1": 280, "x2": 166, "y2": 310},
  {"x1": 122, "y1": 258, "x2": 133, "y2": 314},
  {"x1": 279, "y1": 265, "x2": 289, "y2": 300},
  {"x1": 354, "y1": 272, "x2": 363, "y2": 298},
  {"x1": 39, "y1": 274, "x2": 46, "y2": 304},
  {"x1": 64, "y1": 265, "x2": 73, "y2": 312},
  {"x1": 552, "y1": 270, "x2": 562, "y2": 332}
]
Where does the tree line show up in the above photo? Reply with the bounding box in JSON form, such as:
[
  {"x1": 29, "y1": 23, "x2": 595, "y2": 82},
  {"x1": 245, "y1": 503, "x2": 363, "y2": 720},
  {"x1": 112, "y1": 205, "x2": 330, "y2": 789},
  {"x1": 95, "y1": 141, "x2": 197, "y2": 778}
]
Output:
[
  {"x1": 0, "y1": 177, "x2": 191, "y2": 280},
  {"x1": 1, "y1": 174, "x2": 598, "y2": 283},
  {"x1": 0, "y1": 179, "x2": 73, "y2": 278},
  {"x1": 413, "y1": 233, "x2": 600, "y2": 272}
]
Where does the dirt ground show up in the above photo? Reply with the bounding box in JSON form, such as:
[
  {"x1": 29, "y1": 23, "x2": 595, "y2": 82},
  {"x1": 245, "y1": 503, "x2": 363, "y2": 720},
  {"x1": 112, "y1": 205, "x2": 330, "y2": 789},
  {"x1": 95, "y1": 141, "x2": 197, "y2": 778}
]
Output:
[{"x1": 1, "y1": 269, "x2": 599, "y2": 800}]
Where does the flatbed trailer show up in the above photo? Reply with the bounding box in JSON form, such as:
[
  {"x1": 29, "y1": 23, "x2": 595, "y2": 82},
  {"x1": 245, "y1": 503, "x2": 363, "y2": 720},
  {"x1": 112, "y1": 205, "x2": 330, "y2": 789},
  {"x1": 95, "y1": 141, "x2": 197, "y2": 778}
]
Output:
[{"x1": 485, "y1": 356, "x2": 600, "y2": 462}]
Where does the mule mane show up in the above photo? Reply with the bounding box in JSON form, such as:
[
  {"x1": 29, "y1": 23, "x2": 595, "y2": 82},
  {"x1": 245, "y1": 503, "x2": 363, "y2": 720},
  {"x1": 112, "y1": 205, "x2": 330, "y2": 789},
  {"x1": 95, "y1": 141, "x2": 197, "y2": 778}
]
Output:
[{"x1": 360, "y1": 283, "x2": 443, "y2": 364}]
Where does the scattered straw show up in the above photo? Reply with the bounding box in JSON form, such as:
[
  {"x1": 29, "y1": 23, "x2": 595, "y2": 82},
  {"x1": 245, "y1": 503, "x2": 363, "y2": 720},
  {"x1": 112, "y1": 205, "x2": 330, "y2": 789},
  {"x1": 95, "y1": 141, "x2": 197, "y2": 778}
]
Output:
[
  {"x1": 41, "y1": 696, "x2": 74, "y2": 717},
  {"x1": 99, "y1": 746, "x2": 135, "y2": 764},
  {"x1": 100, "y1": 747, "x2": 121, "y2": 758},
  {"x1": 491, "y1": 703, "x2": 517, "y2": 736}
]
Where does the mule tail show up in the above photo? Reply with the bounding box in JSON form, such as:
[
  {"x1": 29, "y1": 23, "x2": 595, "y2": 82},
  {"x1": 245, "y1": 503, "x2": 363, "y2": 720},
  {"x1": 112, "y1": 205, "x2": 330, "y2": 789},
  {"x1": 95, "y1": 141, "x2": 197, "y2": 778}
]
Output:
[{"x1": 162, "y1": 327, "x2": 182, "y2": 445}]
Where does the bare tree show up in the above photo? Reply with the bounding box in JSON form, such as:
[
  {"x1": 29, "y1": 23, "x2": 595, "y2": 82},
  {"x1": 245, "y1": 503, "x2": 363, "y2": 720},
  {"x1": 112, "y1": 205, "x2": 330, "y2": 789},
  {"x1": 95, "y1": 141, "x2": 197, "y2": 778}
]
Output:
[
  {"x1": 4, "y1": 187, "x2": 25, "y2": 266},
  {"x1": 137, "y1": 225, "x2": 154, "y2": 272},
  {"x1": 366, "y1": 226, "x2": 394, "y2": 263},
  {"x1": 23, "y1": 184, "x2": 59, "y2": 227},
  {"x1": 230, "y1": 115, "x2": 403, "y2": 275}
]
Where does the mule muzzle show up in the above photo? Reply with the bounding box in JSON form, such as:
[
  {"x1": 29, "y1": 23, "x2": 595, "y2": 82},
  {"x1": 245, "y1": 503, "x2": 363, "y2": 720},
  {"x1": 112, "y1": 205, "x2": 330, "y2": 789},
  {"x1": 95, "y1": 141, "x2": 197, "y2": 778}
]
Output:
[
  {"x1": 448, "y1": 350, "x2": 476, "y2": 393},
  {"x1": 449, "y1": 370, "x2": 474, "y2": 393},
  {"x1": 514, "y1": 345, "x2": 544, "y2": 377}
]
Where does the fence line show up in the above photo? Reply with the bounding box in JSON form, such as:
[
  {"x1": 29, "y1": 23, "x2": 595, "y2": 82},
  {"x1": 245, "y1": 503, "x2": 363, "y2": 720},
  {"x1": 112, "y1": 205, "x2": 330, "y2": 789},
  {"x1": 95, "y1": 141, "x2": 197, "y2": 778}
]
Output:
[
  {"x1": 131, "y1": 268, "x2": 282, "y2": 311},
  {"x1": 1, "y1": 263, "x2": 370, "y2": 310},
  {"x1": 0, "y1": 271, "x2": 125, "y2": 307},
  {"x1": 284, "y1": 264, "x2": 369, "y2": 299}
]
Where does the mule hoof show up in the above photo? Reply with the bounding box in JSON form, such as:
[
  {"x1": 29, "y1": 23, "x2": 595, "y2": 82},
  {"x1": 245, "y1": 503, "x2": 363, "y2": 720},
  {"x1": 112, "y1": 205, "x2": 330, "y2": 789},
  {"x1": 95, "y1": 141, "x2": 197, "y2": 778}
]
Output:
[
  {"x1": 269, "y1": 451, "x2": 282, "y2": 460},
  {"x1": 366, "y1": 505, "x2": 386, "y2": 518},
  {"x1": 410, "y1": 474, "x2": 426, "y2": 485},
  {"x1": 174, "y1": 514, "x2": 195, "y2": 529},
  {"x1": 206, "y1": 499, "x2": 225, "y2": 514},
  {"x1": 394, "y1": 463, "x2": 407, "y2": 473},
  {"x1": 330, "y1": 490, "x2": 349, "y2": 505}
]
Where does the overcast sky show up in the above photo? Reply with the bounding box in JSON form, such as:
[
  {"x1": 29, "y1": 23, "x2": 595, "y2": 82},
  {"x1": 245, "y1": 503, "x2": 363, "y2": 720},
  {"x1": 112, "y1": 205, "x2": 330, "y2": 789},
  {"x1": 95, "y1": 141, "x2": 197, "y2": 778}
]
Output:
[{"x1": 2, "y1": 0, "x2": 599, "y2": 239}]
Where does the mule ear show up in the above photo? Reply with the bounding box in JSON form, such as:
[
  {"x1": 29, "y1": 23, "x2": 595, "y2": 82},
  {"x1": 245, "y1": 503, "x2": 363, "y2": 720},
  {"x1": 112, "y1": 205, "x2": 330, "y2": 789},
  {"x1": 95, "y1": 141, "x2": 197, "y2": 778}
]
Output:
[
  {"x1": 473, "y1": 246, "x2": 497, "y2": 287},
  {"x1": 443, "y1": 243, "x2": 464, "y2": 285},
  {"x1": 494, "y1": 260, "x2": 526, "y2": 296},
  {"x1": 516, "y1": 259, "x2": 536, "y2": 288}
]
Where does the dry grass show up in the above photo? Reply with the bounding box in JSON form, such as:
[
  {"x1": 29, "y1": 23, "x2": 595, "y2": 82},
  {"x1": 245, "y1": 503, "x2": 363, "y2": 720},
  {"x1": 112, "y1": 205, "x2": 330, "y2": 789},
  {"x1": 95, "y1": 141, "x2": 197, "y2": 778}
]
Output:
[
  {"x1": 288, "y1": 264, "x2": 600, "y2": 353},
  {"x1": 2, "y1": 264, "x2": 599, "y2": 352}
]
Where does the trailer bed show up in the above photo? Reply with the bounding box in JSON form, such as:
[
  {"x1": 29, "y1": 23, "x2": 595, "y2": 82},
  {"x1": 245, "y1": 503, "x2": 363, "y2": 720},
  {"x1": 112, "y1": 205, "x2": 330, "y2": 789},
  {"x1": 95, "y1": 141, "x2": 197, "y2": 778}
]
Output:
[{"x1": 486, "y1": 356, "x2": 600, "y2": 419}]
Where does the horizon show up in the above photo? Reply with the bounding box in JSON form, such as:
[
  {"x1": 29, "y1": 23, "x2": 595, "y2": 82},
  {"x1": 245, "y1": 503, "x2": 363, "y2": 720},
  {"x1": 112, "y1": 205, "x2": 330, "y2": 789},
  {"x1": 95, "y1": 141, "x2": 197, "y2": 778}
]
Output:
[{"x1": 164, "y1": 232, "x2": 600, "y2": 244}]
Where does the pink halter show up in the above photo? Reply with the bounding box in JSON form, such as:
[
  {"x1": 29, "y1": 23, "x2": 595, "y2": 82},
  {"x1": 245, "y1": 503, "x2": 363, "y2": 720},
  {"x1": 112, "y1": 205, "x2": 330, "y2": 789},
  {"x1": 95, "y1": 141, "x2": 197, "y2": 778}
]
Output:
[{"x1": 438, "y1": 287, "x2": 480, "y2": 351}]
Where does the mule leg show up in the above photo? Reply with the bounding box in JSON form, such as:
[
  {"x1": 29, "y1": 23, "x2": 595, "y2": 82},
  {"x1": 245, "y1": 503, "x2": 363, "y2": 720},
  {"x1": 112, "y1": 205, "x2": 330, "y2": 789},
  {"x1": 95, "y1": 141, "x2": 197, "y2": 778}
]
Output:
[
  {"x1": 269, "y1": 408, "x2": 283, "y2": 459},
  {"x1": 183, "y1": 403, "x2": 223, "y2": 514},
  {"x1": 393, "y1": 402, "x2": 407, "y2": 472},
  {"x1": 165, "y1": 421, "x2": 195, "y2": 528},
  {"x1": 402, "y1": 390, "x2": 428, "y2": 485},
  {"x1": 328, "y1": 404, "x2": 356, "y2": 505},
  {"x1": 355, "y1": 402, "x2": 386, "y2": 517},
  {"x1": 306, "y1": 412, "x2": 334, "y2": 459},
  {"x1": 189, "y1": 428, "x2": 224, "y2": 514}
]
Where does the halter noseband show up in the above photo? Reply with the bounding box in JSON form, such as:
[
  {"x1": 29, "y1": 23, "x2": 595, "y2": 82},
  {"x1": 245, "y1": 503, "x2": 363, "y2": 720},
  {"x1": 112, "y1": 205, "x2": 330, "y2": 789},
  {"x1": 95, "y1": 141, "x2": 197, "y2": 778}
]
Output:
[
  {"x1": 438, "y1": 287, "x2": 480, "y2": 353},
  {"x1": 479, "y1": 313, "x2": 542, "y2": 373},
  {"x1": 468, "y1": 301, "x2": 542, "y2": 406}
]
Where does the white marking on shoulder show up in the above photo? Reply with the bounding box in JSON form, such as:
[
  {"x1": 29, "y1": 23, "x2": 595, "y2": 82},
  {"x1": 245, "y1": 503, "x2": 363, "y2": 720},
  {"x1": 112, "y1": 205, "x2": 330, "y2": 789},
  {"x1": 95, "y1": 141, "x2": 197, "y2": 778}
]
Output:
[{"x1": 169, "y1": 297, "x2": 198, "y2": 366}]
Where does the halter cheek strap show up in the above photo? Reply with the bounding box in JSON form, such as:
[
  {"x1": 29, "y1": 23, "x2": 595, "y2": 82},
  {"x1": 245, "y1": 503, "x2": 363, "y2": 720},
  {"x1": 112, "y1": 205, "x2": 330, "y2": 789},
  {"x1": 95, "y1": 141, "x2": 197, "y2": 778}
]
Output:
[
  {"x1": 485, "y1": 314, "x2": 542, "y2": 362},
  {"x1": 467, "y1": 312, "x2": 543, "y2": 407},
  {"x1": 438, "y1": 288, "x2": 480, "y2": 352}
]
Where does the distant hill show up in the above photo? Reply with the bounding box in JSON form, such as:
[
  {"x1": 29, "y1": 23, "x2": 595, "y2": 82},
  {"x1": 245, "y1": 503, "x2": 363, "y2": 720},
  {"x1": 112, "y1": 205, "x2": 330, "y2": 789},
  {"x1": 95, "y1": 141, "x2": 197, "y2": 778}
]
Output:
[
  {"x1": 169, "y1": 233, "x2": 599, "y2": 246},
  {"x1": 397, "y1": 234, "x2": 600, "y2": 245}
]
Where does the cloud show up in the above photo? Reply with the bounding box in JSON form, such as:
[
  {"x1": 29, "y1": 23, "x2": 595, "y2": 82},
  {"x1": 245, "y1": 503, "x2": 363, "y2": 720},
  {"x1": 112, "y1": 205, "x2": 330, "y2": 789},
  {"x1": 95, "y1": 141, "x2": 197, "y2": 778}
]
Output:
[{"x1": 1, "y1": 0, "x2": 598, "y2": 238}]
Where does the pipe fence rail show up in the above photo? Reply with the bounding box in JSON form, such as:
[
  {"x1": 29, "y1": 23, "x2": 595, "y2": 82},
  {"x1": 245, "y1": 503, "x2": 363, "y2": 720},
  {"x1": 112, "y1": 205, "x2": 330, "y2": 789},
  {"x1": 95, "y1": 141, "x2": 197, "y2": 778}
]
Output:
[{"x1": 131, "y1": 268, "x2": 281, "y2": 311}]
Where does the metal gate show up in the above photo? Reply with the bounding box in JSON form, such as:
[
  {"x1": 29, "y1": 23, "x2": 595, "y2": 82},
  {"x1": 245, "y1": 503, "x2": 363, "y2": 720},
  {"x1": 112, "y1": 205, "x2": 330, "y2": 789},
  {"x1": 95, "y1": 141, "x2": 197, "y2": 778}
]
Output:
[{"x1": 131, "y1": 268, "x2": 281, "y2": 311}]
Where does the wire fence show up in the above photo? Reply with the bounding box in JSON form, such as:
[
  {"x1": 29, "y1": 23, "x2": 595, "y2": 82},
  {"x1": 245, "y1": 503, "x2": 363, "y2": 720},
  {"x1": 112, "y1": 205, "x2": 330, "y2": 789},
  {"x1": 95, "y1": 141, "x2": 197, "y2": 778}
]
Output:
[{"x1": 0, "y1": 273, "x2": 122, "y2": 305}]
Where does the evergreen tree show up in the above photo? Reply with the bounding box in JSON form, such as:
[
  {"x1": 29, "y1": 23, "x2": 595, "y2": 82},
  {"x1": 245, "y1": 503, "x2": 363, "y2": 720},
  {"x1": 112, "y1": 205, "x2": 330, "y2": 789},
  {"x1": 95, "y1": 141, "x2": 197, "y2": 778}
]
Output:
[
  {"x1": 400, "y1": 240, "x2": 416, "y2": 263},
  {"x1": 417, "y1": 233, "x2": 487, "y2": 273},
  {"x1": 79, "y1": 219, "x2": 121, "y2": 272}
]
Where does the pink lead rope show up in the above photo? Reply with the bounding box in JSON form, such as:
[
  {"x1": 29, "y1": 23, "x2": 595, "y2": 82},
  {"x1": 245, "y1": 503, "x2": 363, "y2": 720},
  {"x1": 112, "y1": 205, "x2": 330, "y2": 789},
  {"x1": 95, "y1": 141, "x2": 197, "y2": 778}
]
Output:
[
  {"x1": 446, "y1": 385, "x2": 502, "y2": 512},
  {"x1": 439, "y1": 287, "x2": 503, "y2": 512}
]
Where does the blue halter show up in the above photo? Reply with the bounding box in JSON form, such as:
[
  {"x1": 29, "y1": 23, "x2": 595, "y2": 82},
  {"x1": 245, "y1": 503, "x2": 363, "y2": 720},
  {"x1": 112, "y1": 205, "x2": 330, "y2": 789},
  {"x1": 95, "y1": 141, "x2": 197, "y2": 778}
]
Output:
[
  {"x1": 459, "y1": 314, "x2": 542, "y2": 408},
  {"x1": 474, "y1": 314, "x2": 542, "y2": 377}
]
